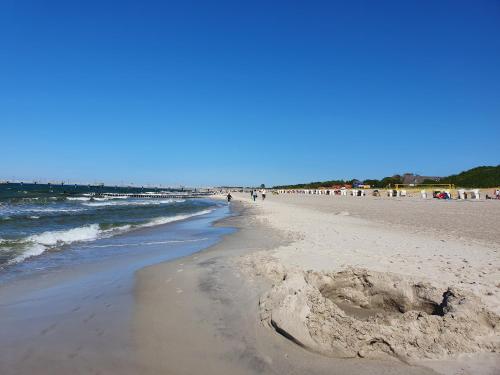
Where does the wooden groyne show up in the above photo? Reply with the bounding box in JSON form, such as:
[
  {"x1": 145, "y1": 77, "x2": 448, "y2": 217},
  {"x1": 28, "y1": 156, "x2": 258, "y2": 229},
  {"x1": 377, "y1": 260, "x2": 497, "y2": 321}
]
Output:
[{"x1": 94, "y1": 192, "x2": 214, "y2": 199}]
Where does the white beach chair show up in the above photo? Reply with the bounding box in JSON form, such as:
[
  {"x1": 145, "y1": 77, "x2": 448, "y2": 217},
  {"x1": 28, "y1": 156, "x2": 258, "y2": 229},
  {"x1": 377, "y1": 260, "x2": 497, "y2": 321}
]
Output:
[{"x1": 473, "y1": 189, "x2": 480, "y2": 199}]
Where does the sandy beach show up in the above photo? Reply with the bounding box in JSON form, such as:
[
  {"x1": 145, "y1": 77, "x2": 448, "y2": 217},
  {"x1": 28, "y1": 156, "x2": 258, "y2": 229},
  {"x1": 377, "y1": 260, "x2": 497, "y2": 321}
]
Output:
[
  {"x1": 132, "y1": 193, "x2": 499, "y2": 374},
  {"x1": 1, "y1": 194, "x2": 498, "y2": 374},
  {"x1": 4, "y1": 1, "x2": 499, "y2": 373},
  {"x1": 0, "y1": 206, "x2": 232, "y2": 375}
]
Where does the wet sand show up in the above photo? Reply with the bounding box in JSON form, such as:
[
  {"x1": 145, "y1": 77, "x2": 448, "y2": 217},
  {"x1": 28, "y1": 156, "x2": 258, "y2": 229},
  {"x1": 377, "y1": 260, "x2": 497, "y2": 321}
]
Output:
[
  {"x1": 0, "y1": 207, "x2": 231, "y2": 375},
  {"x1": 2, "y1": 195, "x2": 499, "y2": 374},
  {"x1": 133, "y1": 200, "x2": 466, "y2": 374}
]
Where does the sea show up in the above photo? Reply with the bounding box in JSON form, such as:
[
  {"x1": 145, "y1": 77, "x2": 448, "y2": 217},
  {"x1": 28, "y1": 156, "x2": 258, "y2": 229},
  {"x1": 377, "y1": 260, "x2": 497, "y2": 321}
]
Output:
[{"x1": 0, "y1": 183, "x2": 228, "y2": 280}]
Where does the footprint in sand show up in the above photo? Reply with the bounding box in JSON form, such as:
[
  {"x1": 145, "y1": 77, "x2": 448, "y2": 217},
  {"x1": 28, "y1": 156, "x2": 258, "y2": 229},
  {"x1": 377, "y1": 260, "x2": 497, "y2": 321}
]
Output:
[
  {"x1": 40, "y1": 322, "x2": 57, "y2": 336},
  {"x1": 21, "y1": 348, "x2": 35, "y2": 361},
  {"x1": 95, "y1": 328, "x2": 105, "y2": 336},
  {"x1": 83, "y1": 313, "x2": 95, "y2": 323},
  {"x1": 67, "y1": 346, "x2": 83, "y2": 359}
]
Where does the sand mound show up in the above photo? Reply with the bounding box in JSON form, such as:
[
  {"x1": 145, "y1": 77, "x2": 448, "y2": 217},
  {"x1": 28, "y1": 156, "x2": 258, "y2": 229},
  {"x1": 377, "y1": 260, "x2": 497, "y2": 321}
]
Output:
[{"x1": 259, "y1": 267, "x2": 499, "y2": 361}]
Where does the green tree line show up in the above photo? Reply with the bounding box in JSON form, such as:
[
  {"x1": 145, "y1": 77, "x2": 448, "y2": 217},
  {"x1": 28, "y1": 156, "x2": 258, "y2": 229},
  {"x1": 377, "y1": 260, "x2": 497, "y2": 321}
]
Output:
[{"x1": 273, "y1": 165, "x2": 500, "y2": 189}]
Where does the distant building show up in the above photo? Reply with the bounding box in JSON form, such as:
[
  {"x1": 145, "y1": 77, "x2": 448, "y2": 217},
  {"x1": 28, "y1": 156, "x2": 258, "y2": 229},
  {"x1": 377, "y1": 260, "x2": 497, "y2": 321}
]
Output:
[
  {"x1": 351, "y1": 179, "x2": 362, "y2": 188},
  {"x1": 402, "y1": 173, "x2": 441, "y2": 185}
]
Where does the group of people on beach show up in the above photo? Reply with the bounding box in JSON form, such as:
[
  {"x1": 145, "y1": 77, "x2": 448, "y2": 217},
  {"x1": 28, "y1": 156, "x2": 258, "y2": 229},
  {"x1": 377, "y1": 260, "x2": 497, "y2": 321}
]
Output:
[
  {"x1": 250, "y1": 189, "x2": 266, "y2": 201},
  {"x1": 485, "y1": 189, "x2": 500, "y2": 200},
  {"x1": 226, "y1": 189, "x2": 267, "y2": 203}
]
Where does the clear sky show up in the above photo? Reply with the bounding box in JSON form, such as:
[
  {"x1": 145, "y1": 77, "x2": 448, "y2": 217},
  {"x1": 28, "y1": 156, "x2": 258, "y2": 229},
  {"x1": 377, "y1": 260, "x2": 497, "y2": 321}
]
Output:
[{"x1": 1, "y1": 1, "x2": 499, "y2": 187}]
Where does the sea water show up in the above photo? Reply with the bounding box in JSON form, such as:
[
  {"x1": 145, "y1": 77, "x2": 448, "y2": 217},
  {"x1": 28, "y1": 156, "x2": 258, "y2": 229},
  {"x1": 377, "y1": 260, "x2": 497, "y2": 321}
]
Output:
[{"x1": 0, "y1": 183, "x2": 227, "y2": 280}]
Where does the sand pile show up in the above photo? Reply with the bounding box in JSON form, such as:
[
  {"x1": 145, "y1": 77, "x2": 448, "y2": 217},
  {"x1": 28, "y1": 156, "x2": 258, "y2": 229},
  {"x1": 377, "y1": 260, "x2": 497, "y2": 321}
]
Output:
[{"x1": 257, "y1": 266, "x2": 499, "y2": 362}]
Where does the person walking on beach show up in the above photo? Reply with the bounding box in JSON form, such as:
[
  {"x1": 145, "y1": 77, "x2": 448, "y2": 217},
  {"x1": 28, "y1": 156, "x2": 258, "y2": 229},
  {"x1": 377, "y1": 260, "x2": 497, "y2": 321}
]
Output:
[
  {"x1": 227, "y1": 192, "x2": 232, "y2": 203},
  {"x1": 262, "y1": 189, "x2": 266, "y2": 200},
  {"x1": 252, "y1": 190, "x2": 258, "y2": 201}
]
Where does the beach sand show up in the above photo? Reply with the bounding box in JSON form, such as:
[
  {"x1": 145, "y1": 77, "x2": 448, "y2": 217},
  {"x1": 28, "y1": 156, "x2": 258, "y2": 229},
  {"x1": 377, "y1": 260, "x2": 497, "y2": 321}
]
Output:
[
  {"x1": 0, "y1": 208, "x2": 230, "y2": 375},
  {"x1": 133, "y1": 194, "x2": 499, "y2": 374},
  {"x1": 133, "y1": 202, "x2": 440, "y2": 374},
  {"x1": 1, "y1": 194, "x2": 498, "y2": 374}
]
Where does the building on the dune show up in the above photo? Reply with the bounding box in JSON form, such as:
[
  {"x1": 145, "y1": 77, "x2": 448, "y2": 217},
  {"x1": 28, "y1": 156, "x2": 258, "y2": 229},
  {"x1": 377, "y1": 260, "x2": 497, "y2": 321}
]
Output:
[{"x1": 402, "y1": 173, "x2": 441, "y2": 185}]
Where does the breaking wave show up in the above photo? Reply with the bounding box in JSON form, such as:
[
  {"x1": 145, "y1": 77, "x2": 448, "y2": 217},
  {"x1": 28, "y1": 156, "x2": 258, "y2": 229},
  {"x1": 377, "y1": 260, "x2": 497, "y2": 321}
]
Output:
[
  {"x1": 3, "y1": 208, "x2": 213, "y2": 264},
  {"x1": 82, "y1": 199, "x2": 185, "y2": 207}
]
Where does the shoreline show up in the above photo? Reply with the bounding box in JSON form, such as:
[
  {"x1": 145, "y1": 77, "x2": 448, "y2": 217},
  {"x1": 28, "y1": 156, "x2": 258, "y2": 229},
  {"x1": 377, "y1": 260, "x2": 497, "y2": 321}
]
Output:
[
  {"x1": 133, "y1": 196, "x2": 497, "y2": 374},
  {"x1": 1, "y1": 194, "x2": 498, "y2": 374},
  {"x1": 0, "y1": 204, "x2": 232, "y2": 375}
]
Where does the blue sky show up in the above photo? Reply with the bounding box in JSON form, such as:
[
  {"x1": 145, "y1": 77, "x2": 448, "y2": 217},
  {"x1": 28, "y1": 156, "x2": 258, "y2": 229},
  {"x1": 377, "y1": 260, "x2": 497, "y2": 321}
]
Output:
[{"x1": 1, "y1": 1, "x2": 499, "y2": 187}]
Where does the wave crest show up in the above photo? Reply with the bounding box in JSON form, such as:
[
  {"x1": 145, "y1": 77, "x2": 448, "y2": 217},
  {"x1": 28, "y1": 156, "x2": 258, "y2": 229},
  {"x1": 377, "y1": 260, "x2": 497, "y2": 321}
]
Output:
[
  {"x1": 4, "y1": 208, "x2": 213, "y2": 264},
  {"x1": 83, "y1": 199, "x2": 185, "y2": 207}
]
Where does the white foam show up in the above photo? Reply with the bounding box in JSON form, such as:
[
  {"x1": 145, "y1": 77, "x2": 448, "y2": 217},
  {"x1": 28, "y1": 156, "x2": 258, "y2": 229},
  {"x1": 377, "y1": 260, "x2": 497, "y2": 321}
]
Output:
[
  {"x1": 0, "y1": 206, "x2": 83, "y2": 218},
  {"x1": 83, "y1": 199, "x2": 184, "y2": 207},
  {"x1": 140, "y1": 209, "x2": 212, "y2": 228},
  {"x1": 28, "y1": 224, "x2": 102, "y2": 246},
  {"x1": 61, "y1": 196, "x2": 129, "y2": 202},
  {"x1": 29, "y1": 207, "x2": 85, "y2": 213},
  {"x1": 8, "y1": 208, "x2": 213, "y2": 264},
  {"x1": 8, "y1": 224, "x2": 102, "y2": 264},
  {"x1": 11, "y1": 244, "x2": 47, "y2": 263}
]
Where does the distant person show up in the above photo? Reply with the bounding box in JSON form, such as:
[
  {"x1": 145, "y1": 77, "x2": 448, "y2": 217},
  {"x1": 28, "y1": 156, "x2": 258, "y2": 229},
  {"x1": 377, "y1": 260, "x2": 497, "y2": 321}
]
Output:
[
  {"x1": 227, "y1": 192, "x2": 232, "y2": 203},
  {"x1": 262, "y1": 189, "x2": 266, "y2": 200},
  {"x1": 252, "y1": 190, "x2": 258, "y2": 201}
]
